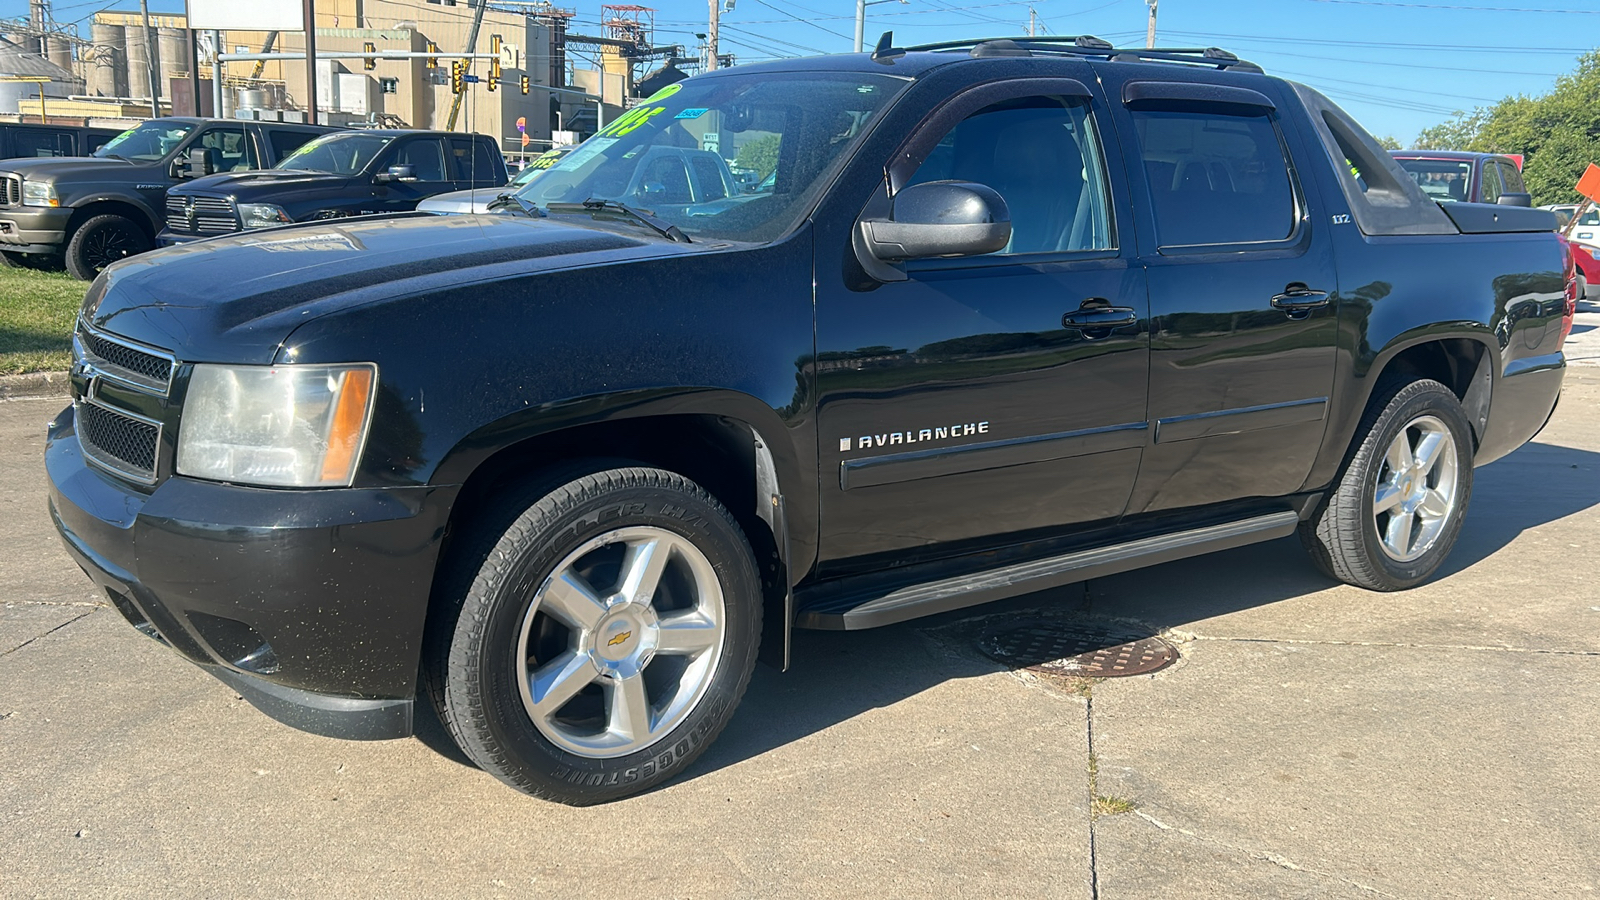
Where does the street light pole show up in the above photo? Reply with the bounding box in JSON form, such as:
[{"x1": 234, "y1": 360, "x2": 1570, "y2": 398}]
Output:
[
  {"x1": 1146, "y1": 0, "x2": 1158, "y2": 48},
  {"x1": 855, "y1": 0, "x2": 908, "y2": 53},
  {"x1": 303, "y1": 0, "x2": 318, "y2": 124}
]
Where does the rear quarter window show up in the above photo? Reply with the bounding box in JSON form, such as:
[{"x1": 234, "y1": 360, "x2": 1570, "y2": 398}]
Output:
[{"x1": 1130, "y1": 109, "x2": 1296, "y2": 247}]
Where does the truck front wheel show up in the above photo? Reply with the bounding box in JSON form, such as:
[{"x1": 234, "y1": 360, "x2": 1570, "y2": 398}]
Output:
[
  {"x1": 427, "y1": 466, "x2": 762, "y2": 804},
  {"x1": 65, "y1": 214, "x2": 150, "y2": 280},
  {"x1": 1301, "y1": 378, "x2": 1475, "y2": 591}
]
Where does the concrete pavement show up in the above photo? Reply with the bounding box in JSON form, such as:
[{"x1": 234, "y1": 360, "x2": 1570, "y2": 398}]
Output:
[{"x1": 2, "y1": 370, "x2": 1596, "y2": 898}]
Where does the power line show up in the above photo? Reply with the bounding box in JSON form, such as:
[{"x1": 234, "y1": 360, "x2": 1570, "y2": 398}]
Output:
[
  {"x1": 1309, "y1": 0, "x2": 1600, "y2": 12},
  {"x1": 749, "y1": 0, "x2": 855, "y2": 42},
  {"x1": 1161, "y1": 28, "x2": 1593, "y2": 54}
]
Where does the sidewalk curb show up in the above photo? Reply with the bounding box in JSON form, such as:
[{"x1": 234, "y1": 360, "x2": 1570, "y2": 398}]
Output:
[{"x1": 0, "y1": 370, "x2": 70, "y2": 400}]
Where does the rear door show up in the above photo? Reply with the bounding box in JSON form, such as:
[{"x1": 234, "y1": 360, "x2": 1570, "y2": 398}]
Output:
[
  {"x1": 1098, "y1": 69, "x2": 1341, "y2": 516},
  {"x1": 448, "y1": 136, "x2": 505, "y2": 189}
]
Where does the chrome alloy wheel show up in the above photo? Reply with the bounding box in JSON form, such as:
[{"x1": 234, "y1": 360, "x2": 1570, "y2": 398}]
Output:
[
  {"x1": 515, "y1": 526, "x2": 725, "y2": 758},
  {"x1": 1373, "y1": 414, "x2": 1460, "y2": 563}
]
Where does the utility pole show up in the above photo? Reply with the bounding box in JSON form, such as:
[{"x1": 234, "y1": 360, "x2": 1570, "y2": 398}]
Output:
[
  {"x1": 446, "y1": 0, "x2": 487, "y2": 130},
  {"x1": 1145, "y1": 0, "x2": 1158, "y2": 48},
  {"x1": 708, "y1": 0, "x2": 720, "y2": 71},
  {"x1": 138, "y1": 0, "x2": 159, "y2": 116},
  {"x1": 303, "y1": 0, "x2": 318, "y2": 124},
  {"x1": 1028, "y1": 6, "x2": 1036, "y2": 37},
  {"x1": 211, "y1": 30, "x2": 224, "y2": 118}
]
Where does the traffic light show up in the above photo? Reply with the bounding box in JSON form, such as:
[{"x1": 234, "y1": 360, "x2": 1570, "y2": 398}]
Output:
[
  {"x1": 520, "y1": 74, "x2": 530, "y2": 95},
  {"x1": 491, "y1": 34, "x2": 502, "y2": 57},
  {"x1": 426, "y1": 42, "x2": 438, "y2": 69},
  {"x1": 489, "y1": 56, "x2": 501, "y2": 91},
  {"x1": 363, "y1": 42, "x2": 376, "y2": 71},
  {"x1": 450, "y1": 60, "x2": 464, "y2": 94}
]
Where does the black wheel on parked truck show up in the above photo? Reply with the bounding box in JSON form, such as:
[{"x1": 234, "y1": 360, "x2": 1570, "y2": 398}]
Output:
[
  {"x1": 427, "y1": 465, "x2": 762, "y2": 805},
  {"x1": 1300, "y1": 377, "x2": 1475, "y2": 591},
  {"x1": 65, "y1": 214, "x2": 150, "y2": 280}
]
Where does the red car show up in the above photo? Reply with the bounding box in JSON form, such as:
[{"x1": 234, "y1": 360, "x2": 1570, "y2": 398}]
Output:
[{"x1": 1559, "y1": 234, "x2": 1600, "y2": 299}]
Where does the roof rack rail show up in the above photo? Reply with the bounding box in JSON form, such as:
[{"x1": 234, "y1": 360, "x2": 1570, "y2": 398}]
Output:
[{"x1": 902, "y1": 35, "x2": 1263, "y2": 74}]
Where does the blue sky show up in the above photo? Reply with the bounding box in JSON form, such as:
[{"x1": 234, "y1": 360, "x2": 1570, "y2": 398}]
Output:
[{"x1": 6, "y1": 0, "x2": 1596, "y2": 144}]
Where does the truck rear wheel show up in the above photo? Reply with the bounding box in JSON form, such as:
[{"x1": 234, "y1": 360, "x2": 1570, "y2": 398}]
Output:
[
  {"x1": 65, "y1": 214, "x2": 150, "y2": 280},
  {"x1": 1300, "y1": 377, "x2": 1475, "y2": 591},
  {"x1": 427, "y1": 466, "x2": 761, "y2": 804}
]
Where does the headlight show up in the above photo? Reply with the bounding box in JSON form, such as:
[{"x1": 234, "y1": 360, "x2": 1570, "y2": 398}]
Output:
[
  {"x1": 22, "y1": 181, "x2": 58, "y2": 207},
  {"x1": 237, "y1": 202, "x2": 293, "y2": 229},
  {"x1": 177, "y1": 363, "x2": 376, "y2": 487}
]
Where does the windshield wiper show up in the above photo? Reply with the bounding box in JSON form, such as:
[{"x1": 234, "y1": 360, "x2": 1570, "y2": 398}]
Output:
[
  {"x1": 486, "y1": 192, "x2": 544, "y2": 217},
  {"x1": 546, "y1": 198, "x2": 691, "y2": 243}
]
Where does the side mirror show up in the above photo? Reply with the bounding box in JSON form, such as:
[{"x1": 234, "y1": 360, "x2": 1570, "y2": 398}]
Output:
[
  {"x1": 186, "y1": 150, "x2": 216, "y2": 179},
  {"x1": 1497, "y1": 192, "x2": 1532, "y2": 208},
  {"x1": 855, "y1": 181, "x2": 1011, "y2": 282},
  {"x1": 375, "y1": 164, "x2": 416, "y2": 185}
]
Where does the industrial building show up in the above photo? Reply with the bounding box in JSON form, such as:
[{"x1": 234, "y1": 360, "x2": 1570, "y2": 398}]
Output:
[{"x1": 0, "y1": 0, "x2": 703, "y2": 159}]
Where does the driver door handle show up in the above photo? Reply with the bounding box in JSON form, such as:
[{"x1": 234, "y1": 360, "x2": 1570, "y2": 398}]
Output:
[
  {"x1": 1062, "y1": 306, "x2": 1138, "y2": 329},
  {"x1": 1271, "y1": 284, "x2": 1331, "y2": 311}
]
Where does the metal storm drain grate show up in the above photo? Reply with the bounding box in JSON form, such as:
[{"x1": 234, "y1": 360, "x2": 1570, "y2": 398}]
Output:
[{"x1": 978, "y1": 620, "x2": 1178, "y2": 677}]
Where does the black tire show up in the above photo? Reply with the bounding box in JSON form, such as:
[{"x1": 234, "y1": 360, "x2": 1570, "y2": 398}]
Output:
[
  {"x1": 1300, "y1": 377, "x2": 1475, "y2": 591},
  {"x1": 64, "y1": 214, "x2": 150, "y2": 280},
  {"x1": 427, "y1": 465, "x2": 761, "y2": 805}
]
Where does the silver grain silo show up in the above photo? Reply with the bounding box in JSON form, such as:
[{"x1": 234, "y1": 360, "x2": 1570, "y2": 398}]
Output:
[
  {"x1": 125, "y1": 24, "x2": 156, "y2": 99},
  {"x1": 157, "y1": 26, "x2": 187, "y2": 91},
  {"x1": 45, "y1": 35, "x2": 72, "y2": 74},
  {"x1": 89, "y1": 23, "x2": 125, "y2": 97}
]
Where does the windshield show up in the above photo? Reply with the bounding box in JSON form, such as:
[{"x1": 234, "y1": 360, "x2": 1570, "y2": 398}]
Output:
[
  {"x1": 93, "y1": 121, "x2": 196, "y2": 161},
  {"x1": 515, "y1": 71, "x2": 907, "y2": 242},
  {"x1": 278, "y1": 133, "x2": 395, "y2": 175},
  {"x1": 1578, "y1": 210, "x2": 1600, "y2": 227},
  {"x1": 1395, "y1": 157, "x2": 1473, "y2": 202}
]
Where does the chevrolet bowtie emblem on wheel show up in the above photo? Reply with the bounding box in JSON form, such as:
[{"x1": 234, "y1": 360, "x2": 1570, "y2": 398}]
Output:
[{"x1": 607, "y1": 630, "x2": 632, "y2": 647}]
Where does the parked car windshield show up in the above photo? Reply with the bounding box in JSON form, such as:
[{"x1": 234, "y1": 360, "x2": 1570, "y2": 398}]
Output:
[
  {"x1": 277, "y1": 133, "x2": 395, "y2": 175},
  {"x1": 93, "y1": 121, "x2": 196, "y2": 161},
  {"x1": 1394, "y1": 157, "x2": 1474, "y2": 202},
  {"x1": 517, "y1": 71, "x2": 908, "y2": 242}
]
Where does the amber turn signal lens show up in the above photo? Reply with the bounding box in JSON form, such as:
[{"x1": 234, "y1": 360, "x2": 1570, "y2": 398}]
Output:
[{"x1": 321, "y1": 367, "x2": 374, "y2": 483}]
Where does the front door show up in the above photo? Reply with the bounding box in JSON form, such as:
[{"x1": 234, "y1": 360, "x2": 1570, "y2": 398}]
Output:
[
  {"x1": 1099, "y1": 71, "x2": 1341, "y2": 516},
  {"x1": 814, "y1": 77, "x2": 1150, "y2": 577},
  {"x1": 375, "y1": 137, "x2": 452, "y2": 212}
]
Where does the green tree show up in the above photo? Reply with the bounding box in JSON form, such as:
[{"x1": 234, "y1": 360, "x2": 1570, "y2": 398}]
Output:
[
  {"x1": 1409, "y1": 51, "x2": 1600, "y2": 204},
  {"x1": 734, "y1": 134, "x2": 781, "y2": 180},
  {"x1": 1375, "y1": 134, "x2": 1403, "y2": 151}
]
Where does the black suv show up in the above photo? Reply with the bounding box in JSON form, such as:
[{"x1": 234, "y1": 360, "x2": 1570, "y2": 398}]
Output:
[
  {"x1": 0, "y1": 117, "x2": 337, "y2": 278},
  {"x1": 159, "y1": 130, "x2": 507, "y2": 244},
  {"x1": 47, "y1": 37, "x2": 1571, "y2": 805}
]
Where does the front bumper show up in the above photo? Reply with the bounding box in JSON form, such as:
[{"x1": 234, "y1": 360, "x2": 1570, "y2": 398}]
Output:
[
  {"x1": 0, "y1": 205, "x2": 72, "y2": 249},
  {"x1": 45, "y1": 405, "x2": 460, "y2": 740}
]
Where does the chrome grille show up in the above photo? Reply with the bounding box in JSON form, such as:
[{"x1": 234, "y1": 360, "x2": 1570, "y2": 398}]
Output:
[
  {"x1": 79, "y1": 328, "x2": 174, "y2": 387},
  {"x1": 164, "y1": 194, "x2": 239, "y2": 235},
  {"x1": 77, "y1": 401, "x2": 159, "y2": 482},
  {"x1": 0, "y1": 175, "x2": 19, "y2": 207}
]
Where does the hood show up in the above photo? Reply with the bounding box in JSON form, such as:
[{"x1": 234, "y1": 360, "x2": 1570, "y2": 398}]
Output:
[
  {"x1": 416, "y1": 187, "x2": 507, "y2": 215},
  {"x1": 84, "y1": 212, "x2": 696, "y2": 364},
  {"x1": 176, "y1": 168, "x2": 351, "y2": 196},
  {"x1": 0, "y1": 155, "x2": 153, "y2": 180}
]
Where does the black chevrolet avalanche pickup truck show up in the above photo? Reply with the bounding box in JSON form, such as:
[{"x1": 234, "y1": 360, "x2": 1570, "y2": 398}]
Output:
[{"x1": 46, "y1": 37, "x2": 1575, "y2": 805}]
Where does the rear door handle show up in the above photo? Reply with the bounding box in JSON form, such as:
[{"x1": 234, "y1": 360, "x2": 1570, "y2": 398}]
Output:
[
  {"x1": 1271, "y1": 284, "x2": 1331, "y2": 311},
  {"x1": 1062, "y1": 306, "x2": 1138, "y2": 329}
]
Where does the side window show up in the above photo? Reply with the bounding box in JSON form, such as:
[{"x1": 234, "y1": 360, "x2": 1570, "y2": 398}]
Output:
[
  {"x1": 196, "y1": 126, "x2": 258, "y2": 171},
  {"x1": 13, "y1": 130, "x2": 74, "y2": 157},
  {"x1": 689, "y1": 155, "x2": 728, "y2": 201},
  {"x1": 1498, "y1": 160, "x2": 1525, "y2": 195},
  {"x1": 1479, "y1": 161, "x2": 1503, "y2": 204},
  {"x1": 448, "y1": 137, "x2": 502, "y2": 183},
  {"x1": 1130, "y1": 109, "x2": 1296, "y2": 247},
  {"x1": 906, "y1": 95, "x2": 1113, "y2": 256},
  {"x1": 393, "y1": 139, "x2": 448, "y2": 182},
  {"x1": 269, "y1": 129, "x2": 320, "y2": 160},
  {"x1": 86, "y1": 132, "x2": 116, "y2": 155}
]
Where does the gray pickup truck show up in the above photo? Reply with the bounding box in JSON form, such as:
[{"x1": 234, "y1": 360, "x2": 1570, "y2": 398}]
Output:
[{"x1": 0, "y1": 117, "x2": 336, "y2": 279}]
